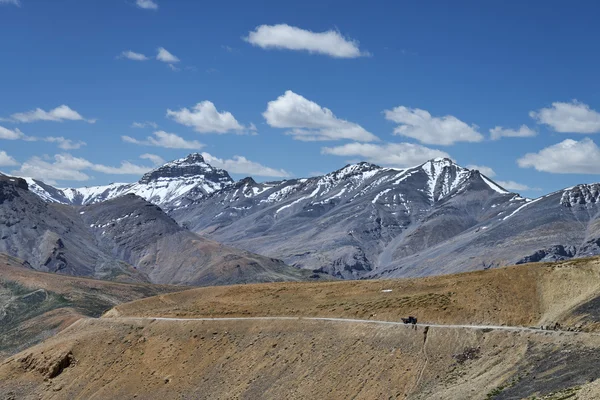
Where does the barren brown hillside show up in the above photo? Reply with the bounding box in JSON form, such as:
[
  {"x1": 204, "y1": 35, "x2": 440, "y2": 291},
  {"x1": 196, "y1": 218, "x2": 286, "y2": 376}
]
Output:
[
  {"x1": 109, "y1": 256, "x2": 600, "y2": 331},
  {"x1": 2, "y1": 257, "x2": 600, "y2": 399},
  {"x1": 0, "y1": 253, "x2": 180, "y2": 359}
]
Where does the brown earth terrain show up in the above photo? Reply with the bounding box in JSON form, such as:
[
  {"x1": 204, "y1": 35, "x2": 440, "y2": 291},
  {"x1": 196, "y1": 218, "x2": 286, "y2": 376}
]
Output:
[
  {"x1": 2, "y1": 257, "x2": 600, "y2": 399},
  {"x1": 108, "y1": 256, "x2": 600, "y2": 332},
  {"x1": 0, "y1": 253, "x2": 180, "y2": 359}
]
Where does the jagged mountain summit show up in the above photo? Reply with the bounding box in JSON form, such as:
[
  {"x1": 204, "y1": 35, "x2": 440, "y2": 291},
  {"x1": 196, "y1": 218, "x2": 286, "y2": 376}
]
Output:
[
  {"x1": 26, "y1": 153, "x2": 234, "y2": 207},
  {"x1": 17, "y1": 154, "x2": 600, "y2": 279}
]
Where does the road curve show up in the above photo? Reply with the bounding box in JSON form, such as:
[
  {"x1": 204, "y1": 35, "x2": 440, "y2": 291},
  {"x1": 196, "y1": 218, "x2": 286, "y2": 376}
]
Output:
[{"x1": 106, "y1": 316, "x2": 592, "y2": 336}]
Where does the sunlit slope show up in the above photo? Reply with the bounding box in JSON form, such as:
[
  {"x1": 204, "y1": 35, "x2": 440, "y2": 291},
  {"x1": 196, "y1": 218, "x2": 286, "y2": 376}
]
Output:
[
  {"x1": 0, "y1": 253, "x2": 178, "y2": 359},
  {"x1": 109, "y1": 256, "x2": 600, "y2": 332}
]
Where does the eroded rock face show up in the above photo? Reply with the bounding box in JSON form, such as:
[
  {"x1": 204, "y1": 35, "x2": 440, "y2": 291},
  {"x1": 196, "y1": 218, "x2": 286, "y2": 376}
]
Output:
[
  {"x1": 561, "y1": 184, "x2": 600, "y2": 207},
  {"x1": 0, "y1": 175, "x2": 315, "y2": 286},
  {"x1": 516, "y1": 245, "x2": 578, "y2": 264}
]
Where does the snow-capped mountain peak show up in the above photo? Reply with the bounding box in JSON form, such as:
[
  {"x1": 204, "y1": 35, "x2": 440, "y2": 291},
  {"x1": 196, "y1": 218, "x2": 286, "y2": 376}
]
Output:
[
  {"x1": 419, "y1": 158, "x2": 470, "y2": 202},
  {"x1": 139, "y1": 153, "x2": 233, "y2": 185},
  {"x1": 20, "y1": 153, "x2": 234, "y2": 207}
]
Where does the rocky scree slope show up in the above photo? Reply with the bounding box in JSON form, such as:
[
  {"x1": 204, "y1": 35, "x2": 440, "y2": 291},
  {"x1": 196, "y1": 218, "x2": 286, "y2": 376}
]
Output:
[
  {"x1": 0, "y1": 174, "x2": 317, "y2": 285},
  {"x1": 20, "y1": 154, "x2": 600, "y2": 279}
]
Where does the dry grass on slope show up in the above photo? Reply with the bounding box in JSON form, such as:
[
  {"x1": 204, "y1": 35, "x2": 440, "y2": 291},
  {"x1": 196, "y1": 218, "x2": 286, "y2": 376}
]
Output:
[
  {"x1": 3, "y1": 317, "x2": 600, "y2": 400},
  {"x1": 107, "y1": 256, "x2": 600, "y2": 331},
  {"x1": 0, "y1": 253, "x2": 181, "y2": 359}
]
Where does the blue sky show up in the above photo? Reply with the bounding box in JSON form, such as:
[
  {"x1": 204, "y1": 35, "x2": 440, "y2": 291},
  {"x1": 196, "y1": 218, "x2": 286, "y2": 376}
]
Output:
[{"x1": 2, "y1": 0, "x2": 600, "y2": 197}]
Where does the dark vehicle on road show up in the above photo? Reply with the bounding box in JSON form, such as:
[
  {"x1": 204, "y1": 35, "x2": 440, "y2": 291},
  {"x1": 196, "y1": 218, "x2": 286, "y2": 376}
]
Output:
[{"x1": 401, "y1": 316, "x2": 417, "y2": 325}]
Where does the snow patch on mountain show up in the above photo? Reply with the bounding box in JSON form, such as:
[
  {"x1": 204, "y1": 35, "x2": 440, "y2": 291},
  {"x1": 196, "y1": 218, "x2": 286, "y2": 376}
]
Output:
[{"x1": 481, "y1": 175, "x2": 509, "y2": 195}]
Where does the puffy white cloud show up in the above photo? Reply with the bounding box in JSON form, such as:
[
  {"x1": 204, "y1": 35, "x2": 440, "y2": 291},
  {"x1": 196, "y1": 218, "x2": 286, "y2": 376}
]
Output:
[
  {"x1": 139, "y1": 153, "x2": 165, "y2": 166},
  {"x1": 14, "y1": 154, "x2": 93, "y2": 183},
  {"x1": 118, "y1": 50, "x2": 149, "y2": 61},
  {"x1": 530, "y1": 101, "x2": 600, "y2": 133},
  {"x1": 517, "y1": 138, "x2": 600, "y2": 174},
  {"x1": 91, "y1": 161, "x2": 151, "y2": 175},
  {"x1": 466, "y1": 164, "x2": 496, "y2": 177},
  {"x1": 490, "y1": 125, "x2": 536, "y2": 140},
  {"x1": 156, "y1": 47, "x2": 179, "y2": 63},
  {"x1": 0, "y1": 151, "x2": 18, "y2": 166},
  {"x1": 384, "y1": 106, "x2": 483, "y2": 145},
  {"x1": 263, "y1": 90, "x2": 377, "y2": 142},
  {"x1": 131, "y1": 121, "x2": 158, "y2": 129},
  {"x1": 136, "y1": 0, "x2": 157, "y2": 10},
  {"x1": 43, "y1": 137, "x2": 86, "y2": 150},
  {"x1": 122, "y1": 130, "x2": 204, "y2": 149},
  {"x1": 321, "y1": 142, "x2": 450, "y2": 167},
  {"x1": 10, "y1": 105, "x2": 95, "y2": 124},
  {"x1": 201, "y1": 152, "x2": 291, "y2": 178},
  {"x1": 495, "y1": 180, "x2": 539, "y2": 192},
  {"x1": 12, "y1": 153, "x2": 154, "y2": 184},
  {"x1": 244, "y1": 24, "x2": 368, "y2": 58},
  {"x1": 167, "y1": 101, "x2": 248, "y2": 134},
  {"x1": 0, "y1": 125, "x2": 25, "y2": 140},
  {"x1": 0, "y1": 0, "x2": 20, "y2": 6}
]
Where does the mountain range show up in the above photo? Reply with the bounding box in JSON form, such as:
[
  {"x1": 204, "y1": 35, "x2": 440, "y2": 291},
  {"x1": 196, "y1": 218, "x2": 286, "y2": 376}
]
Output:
[
  {"x1": 12, "y1": 153, "x2": 600, "y2": 279},
  {"x1": 0, "y1": 173, "x2": 318, "y2": 285}
]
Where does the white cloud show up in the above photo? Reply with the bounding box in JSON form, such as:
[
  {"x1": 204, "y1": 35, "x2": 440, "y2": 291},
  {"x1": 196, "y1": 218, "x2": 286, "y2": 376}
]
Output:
[
  {"x1": 136, "y1": 0, "x2": 157, "y2": 10},
  {"x1": 490, "y1": 125, "x2": 536, "y2": 140},
  {"x1": 42, "y1": 136, "x2": 87, "y2": 150},
  {"x1": 201, "y1": 152, "x2": 291, "y2": 178},
  {"x1": 321, "y1": 142, "x2": 450, "y2": 168},
  {"x1": 466, "y1": 164, "x2": 496, "y2": 177},
  {"x1": 140, "y1": 153, "x2": 165, "y2": 166},
  {"x1": 122, "y1": 130, "x2": 204, "y2": 149},
  {"x1": 495, "y1": 180, "x2": 539, "y2": 192},
  {"x1": 132, "y1": 121, "x2": 158, "y2": 129},
  {"x1": 263, "y1": 90, "x2": 378, "y2": 142},
  {"x1": 156, "y1": 47, "x2": 179, "y2": 63},
  {"x1": 0, "y1": 126, "x2": 86, "y2": 149},
  {"x1": 118, "y1": 50, "x2": 149, "y2": 61},
  {"x1": 244, "y1": 24, "x2": 368, "y2": 58},
  {"x1": 14, "y1": 154, "x2": 92, "y2": 183},
  {"x1": 43, "y1": 137, "x2": 86, "y2": 150},
  {"x1": 10, "y1": 105, "x2": 96, "y2": 124},
  {"x1": 168, "y1": 64, "x2": 180, "y2": 72},
  {"x1": 12, "y1": 153, "x2": 154, "y2": 184},
  {"x1": 517, "y1": 138, "x2": 600, "y2": 174},
  {"x1": 91, "y1": 161, "x2": 151, "y2": 175},
  {"x1": 530, "y1": 101, "x2": 600, "y2": 133},
  {"x1": 167, "y1": 101, "x2": 247, "y2": 134},
  {"x1": 0, "y1": 0, "x2": 20, "y2": 6},
  {"x1": 0, "y1": 125, "x2": 25, "y2": 140},
  {"x1": 0, "y1": 151, "x2": 18, "y2": 166},
  {"x1": 384, "y1": 106, "x2": 483, "y2": 145}
]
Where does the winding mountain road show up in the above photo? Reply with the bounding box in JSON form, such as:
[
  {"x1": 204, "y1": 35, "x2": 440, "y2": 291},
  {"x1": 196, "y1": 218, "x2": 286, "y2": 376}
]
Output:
[{"x1": 108, "y1": 316, "x2": 590, "y2": 336}]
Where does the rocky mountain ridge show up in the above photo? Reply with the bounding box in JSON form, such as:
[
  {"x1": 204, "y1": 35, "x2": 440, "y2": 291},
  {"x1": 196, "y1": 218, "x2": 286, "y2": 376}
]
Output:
[
  {"x1": 24, "y1": 153, "x2": 234, "y2": 208},
  {"x1": 0, "y1": 174, "x2": 317, "y2": 285},
  {"x1": 13, "y1": 154, "x2": 600, "y2": 279}
]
